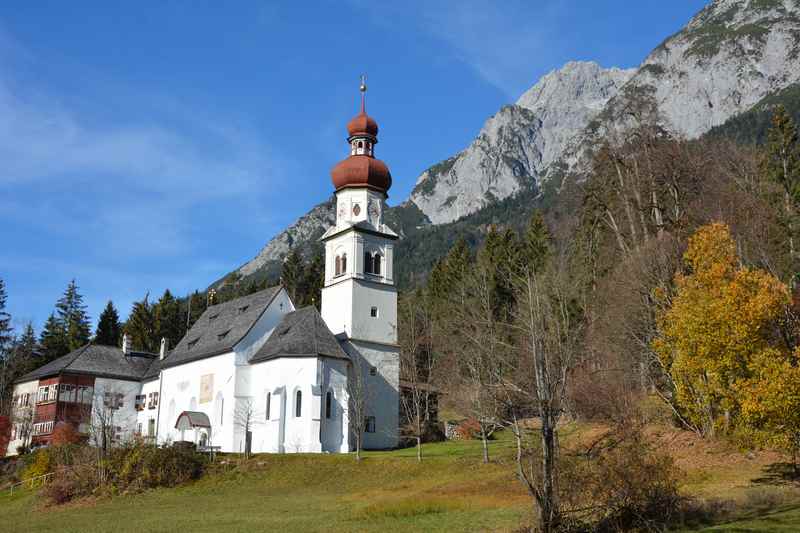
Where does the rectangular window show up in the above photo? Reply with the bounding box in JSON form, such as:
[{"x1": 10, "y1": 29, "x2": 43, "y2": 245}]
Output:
[
  {"x1": 365, "y1": 416, "x2": 376, "y2": 433},
  {"x1": 148, "y1": 392, "x2": 159, "y2": 409},
  {"x1": 265, "y1": 393, "x2": 271, "y2": 421},
  {"x1": 136, "y1": 422, "x2": 142, "y2": 436},
  {"x1": 369, "y1": 366, "x2": 377, "y2": 377},
  {"x1": 148, "y1": 418, "x2": 156, "y2": 436},
  {"x1": 325, "y1": 392, "x2": 332, "y2": 419},
  {"x1": 48, "y1": 386, "x2": 57, "y2": 401},
  {"x1": 38, "y1": 386, "x2": 47, "y2": 403},
  {"x1": 295, "y1": 390, "x2": 302, "y2": 418},
  {"x1": 370, "y1": 306, "x2": 378, "y2": 318},
  {"x1": 135, "y1": 395, "x2": 146, "y2": 411}
]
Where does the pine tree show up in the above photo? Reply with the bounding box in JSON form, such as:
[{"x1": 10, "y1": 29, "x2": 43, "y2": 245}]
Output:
[
  {"x1": 95, "y1": 301, "x2": 122, "y2": 347},
  {"x1": 301, "y1": 251, "x2": 325, "y2": 310},
  {"x1": 281, "y1": 250, "x2": 304, "y2": 304},
  {"x1": 478, "y1": 227, "x2": 519, "y2": 322},
  {"x1": 763, "y1": 105, "x2": 800, "y2": 271},
  {"x1": 187, "y1": 291, "x2": 207, "y2": 330},
  {"x1": 12, "y1": 323, "x2": 38, "y2": 378},
  {"x1": 0, "y1": 279, "x2": 13, "y2": 415},
  {"x1": 521, "y1": 211, "x2": 551, "y2": 274},
  {"x1": 56, "y1": 279, "x2": 91, "y2": 352},
  {"x1": 39, "y1": 313, "x2": 69, "y2": 362},
  {"x1": 0, "y1": 279, "x2": 12, "y2": 360},
  {"x1": 125, "y1": 295, "x2": 156, "y2": 353},
  {"x1": 154, "y1": 289, "x2": 183, "y2": 350}
]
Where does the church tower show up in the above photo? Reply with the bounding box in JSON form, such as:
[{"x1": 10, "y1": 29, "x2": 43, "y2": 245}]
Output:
[{"x1": 320, "y1": 78, "x2": 399, "y2": 448}]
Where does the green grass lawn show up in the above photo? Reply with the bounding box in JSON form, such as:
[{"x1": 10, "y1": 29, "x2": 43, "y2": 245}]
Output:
[
  {"x1": 3, "y1": 427, "x2": 800, "y2": 532},
  {"x1": 0, "y1": 436, "x2": 530, "y2": 533}
]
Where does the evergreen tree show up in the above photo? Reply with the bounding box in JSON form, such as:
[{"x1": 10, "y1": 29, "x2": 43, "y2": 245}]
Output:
[
  {"x1": 521, "y1": 211, "x2": 551, "y2": 274},
  {"x1": 281, "y1": 250, "x2": 304, "y2": 304},
  {"x1": 95, "y1": 301, "x2": 122, "y2": 347},
  {"x1": 763, "y1": 105, "x2": 800, "y2": 272},
  {"x1": 187, "y1": 290, "x2": 207, "y2": 330},
  {"x1": 0, "y1": 279, "x2": 13, "y2": 415},
  {"x1": 125, "y1": 295, "x2": 156, "y2": 353},
  {"x1": 301, "y1": 251, "x2": 325, "y2": 310},
  {"x1": 39, "y1": 313, "x2": 69, "y2": 362},
  {"x1": 12, "y1": 323, "x2": 39, "y2": 379},
  {"x1": 56, "y1": 279, "x2": 91, "y2": 351},
  {"x1": 0, "y1": 279, "x2": 12, "y2": 360},
  {"x1": 154, "y1": 289, "x2": 183, "y2": 350},
  {"x1": 478, "y1": 227, "x2": 519, "y2": 322}
]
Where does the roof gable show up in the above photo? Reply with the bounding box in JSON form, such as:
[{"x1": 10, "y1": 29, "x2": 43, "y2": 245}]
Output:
[
  {"x1": 250, "y1": 306, "x2": 349, "y2": 363},
  {"x1": 15, "y1": 344, "x2": 157, "y2": 383},
  {"x1": 161, "y1": 286, "x2": 282, "y2": 369}
]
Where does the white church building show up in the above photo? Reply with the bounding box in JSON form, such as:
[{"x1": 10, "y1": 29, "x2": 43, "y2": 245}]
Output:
[{"x1": 7, "y1": 86, "x2": 402, "y2": 456}]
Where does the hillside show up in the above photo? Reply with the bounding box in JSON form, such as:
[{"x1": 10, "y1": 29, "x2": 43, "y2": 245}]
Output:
[
  {"x1": 2, "y1": 424, "x2": 799, "y2": 532},
  {"x1": 218, "y1": 0, "x2": 800, "y2": 292}
]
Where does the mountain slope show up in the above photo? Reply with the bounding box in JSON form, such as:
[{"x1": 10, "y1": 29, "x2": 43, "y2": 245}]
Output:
[
  {"x1": 409, "y1": 62, "x2": 634, "y2": 224},
  {"x1": 222, "y1": 0, "x2": 800, "y2": 291}
]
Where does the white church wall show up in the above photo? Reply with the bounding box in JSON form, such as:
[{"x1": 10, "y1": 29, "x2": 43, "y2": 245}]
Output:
[
  {"x1": 350, "y1": 280, "x2": 397, "y2": 345},
  {"x1": 321, "y1": 279, "x2": 354, "y2": 337},
  {"x1": 6, "y1": 380, "x2": 39, "y2": 456},
  {"x1": 319, "y1": 358, "x2": 350, "y2": 453},
  {"x1": 158, "y1": 352, "x2": 237, "y2": 451},
  {"x1": 343, "y1": 339, "x2": 399, "y2": 450},
  {"x1": 247, "y1": 357, "x2": 329, "y2": 453}
]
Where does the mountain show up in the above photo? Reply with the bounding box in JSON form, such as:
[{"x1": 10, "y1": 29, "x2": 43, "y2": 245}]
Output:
[
  {"x1": 222, "y1": 0, "x2": 800, "y2": 290},
  {"x1": 409, "y1": 62, "x2": 634, "y2": 224}
]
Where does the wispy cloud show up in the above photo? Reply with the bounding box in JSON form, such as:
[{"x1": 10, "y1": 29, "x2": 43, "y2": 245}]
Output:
[
  {"x1": 350, "y1": 0, "x2": 569, "y2": 98},
  {"x1": 0, "y1": 25, "x2": 282, "y2": 324}
]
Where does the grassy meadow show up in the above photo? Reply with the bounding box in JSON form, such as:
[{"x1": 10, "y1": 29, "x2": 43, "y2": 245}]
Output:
[{"x1": 1, "y1": 424, "x2": 799, "y2": 532}]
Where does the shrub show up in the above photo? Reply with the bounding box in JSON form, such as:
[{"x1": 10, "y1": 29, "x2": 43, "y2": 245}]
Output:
[
  {"x1": 454, "y1": 418, "x2": 482, "y2": 440},
  {"x1": 0, "y1": 416, "x2": 10, "y2": 456},
  {"x1": 50, "y1": 422, "x2": 82, "y2": 446}
]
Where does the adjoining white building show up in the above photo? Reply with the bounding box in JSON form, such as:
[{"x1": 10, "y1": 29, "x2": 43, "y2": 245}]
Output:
[{"x1": 6, "y1": 86, "x2": 402, "y2": 456}]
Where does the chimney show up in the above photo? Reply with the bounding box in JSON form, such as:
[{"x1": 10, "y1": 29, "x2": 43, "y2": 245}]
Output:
[
  {"x1": 122, "y1": 333, "x2": 132, "y2": 355},
  {"x1": 159, "y1": 338, "x2": 168, "y2": 360}
]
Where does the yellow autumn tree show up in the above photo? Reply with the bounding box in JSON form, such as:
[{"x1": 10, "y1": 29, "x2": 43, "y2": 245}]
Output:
[
  {"x1": 739, "y1": 348, "x2": 800, "y2": 472},
  {"x1": 653, "y1": 223, "x2": 789, "y2": 437}
]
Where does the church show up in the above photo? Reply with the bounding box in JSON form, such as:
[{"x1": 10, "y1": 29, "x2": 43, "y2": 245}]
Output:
[{"x1": 6, "y1": 84, "x2": 401, "y2": 456}]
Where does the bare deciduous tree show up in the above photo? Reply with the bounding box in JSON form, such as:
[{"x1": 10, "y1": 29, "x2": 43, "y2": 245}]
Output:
[
  {"x1": 233, "y1": 398, "x2": 262, "y2": 459},
  {"x1": 347, "y1": 359, "x2": 371, "y2": 461}
]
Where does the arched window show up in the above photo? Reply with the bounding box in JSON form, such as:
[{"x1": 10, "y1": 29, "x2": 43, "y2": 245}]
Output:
[
  {"x1": 357, "y1": 140, "x2": 364, "y2": 153},
  {"x1": 325, "y1": 391, "x2": 333, "y2": 419},
  {"x1": 335, "y1": 255, "x2": 342, "y2": 277},
  {"x1": 265, "y1": 392, "x2": 271, "y2": 421},
  {"x1": 341, "y1": 254, "x2": 347, "y2": 274},
  {"x1": 373, "y1": 253, "x2": 381, "y2": 275},
  {"x1": 295, "y1": 390, "x2": 302, "y2": 418},
  {"x1": 364, "y1": 252, "x2": 373, "y2": 274}
]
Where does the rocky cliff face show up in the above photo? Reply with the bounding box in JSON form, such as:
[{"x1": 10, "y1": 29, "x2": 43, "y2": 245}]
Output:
[
  {"x1": 409, "y1": 61, "x2": 634, "y2": 224},
  {"x1": 230, "y1": 0, "x2": 800, "y2": 282},
  {"x1": 237, "y1": 197, "x2": 335, "y2": 277},
  {"x1": 567, "y1": 0, "x2": 800, "y2": 169}
]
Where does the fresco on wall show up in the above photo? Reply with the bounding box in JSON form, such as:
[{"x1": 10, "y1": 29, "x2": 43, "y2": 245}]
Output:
[{"x1": 199, "y1": 374, "x2": 214, "y2": 404}]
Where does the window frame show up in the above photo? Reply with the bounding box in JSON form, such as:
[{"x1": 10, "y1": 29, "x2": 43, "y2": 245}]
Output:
[{"x1": 295, "y1": 390, "x2": 302, "y2": 418}]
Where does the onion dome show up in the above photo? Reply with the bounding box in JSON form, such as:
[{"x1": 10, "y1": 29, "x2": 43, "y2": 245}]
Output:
[
  {"x1": 347, "y1": 111, "x2": 378, "y2": 138},
  {"x1": 330, "y1": 76, "x2": 392, "y2": 195},
  {"x1": 331, "y1": 155, "x2": 392, "y2": 192}
]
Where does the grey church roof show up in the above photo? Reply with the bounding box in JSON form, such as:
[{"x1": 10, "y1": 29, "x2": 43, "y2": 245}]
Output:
[
  {"x1": 16, "y1": 344, "x2": 157, "y2": 383},
  {"x1": 250, "y1": 306, "x2": 349, "y2": 364},
  {"x1": 161, "y1": 286, "x2": 282, "y2": 369}
]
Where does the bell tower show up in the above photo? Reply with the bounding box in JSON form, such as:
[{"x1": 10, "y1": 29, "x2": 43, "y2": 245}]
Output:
[
  {"x1": 320, "y1": 77, "x2": 399, "y2": 450},
  {"x1": 320, "y1": 77, "x2": 398, "y2": 344}
]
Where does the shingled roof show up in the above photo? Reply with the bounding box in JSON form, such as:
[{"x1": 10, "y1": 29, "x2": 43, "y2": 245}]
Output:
[
  {"x1": 161, "y1": 286, "x2": 282, "y2": 369},
  {"x1": 16, "y1": 344, "x2": 157, "y2": 383},
  {"x1": 250, "y1": 306, "x2": 349, "y2": 364}
]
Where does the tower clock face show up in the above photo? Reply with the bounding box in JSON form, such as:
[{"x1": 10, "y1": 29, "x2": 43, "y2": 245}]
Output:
[
  {"x1": 368, "y1": 200, "x2": 380, "y2": 223},
  {"x1": 352, "y1": 203, "x2": 361, "y2": 216}
]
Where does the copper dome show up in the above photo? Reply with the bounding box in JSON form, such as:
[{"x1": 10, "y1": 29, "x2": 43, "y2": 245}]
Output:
[
  {"x1": 347, "y1": 111, "x2": 378, "y2": 138},
  {"x1": 331, "y1": 155, "x2": 392, "y2": 193}
]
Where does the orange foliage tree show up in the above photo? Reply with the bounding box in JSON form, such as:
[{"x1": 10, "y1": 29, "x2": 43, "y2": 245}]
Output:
[
  {"x1": 50, "y1": 422, "x2": 82, "y2": 446},
  {"x1": 653, "y1": 223, "x2": 789, "y2": 437}
]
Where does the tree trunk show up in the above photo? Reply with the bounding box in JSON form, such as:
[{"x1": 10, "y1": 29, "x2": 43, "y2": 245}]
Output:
[
  {"x1": 416, "y1": 435, "x2": 422, "y2": 462},
  {"x1": 538, "y1": 413, "x2": 559, "y2": 533},
  {"x1": 481, "y1": 431, "x2": 490, "y2": 464}
]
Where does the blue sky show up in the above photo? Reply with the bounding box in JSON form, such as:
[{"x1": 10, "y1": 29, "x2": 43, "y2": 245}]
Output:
[{"x1": 0, "y1": 0, "x2": 707, "y2": 333}]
